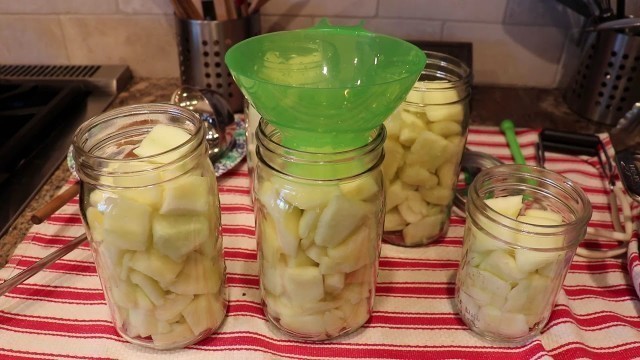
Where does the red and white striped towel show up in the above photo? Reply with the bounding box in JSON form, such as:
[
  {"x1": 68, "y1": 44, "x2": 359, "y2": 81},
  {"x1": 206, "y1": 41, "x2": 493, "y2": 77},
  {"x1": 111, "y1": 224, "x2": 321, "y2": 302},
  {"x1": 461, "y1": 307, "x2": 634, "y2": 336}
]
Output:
[{"x1": 1, "y1": 126, "x2": 639, "y2": 359}]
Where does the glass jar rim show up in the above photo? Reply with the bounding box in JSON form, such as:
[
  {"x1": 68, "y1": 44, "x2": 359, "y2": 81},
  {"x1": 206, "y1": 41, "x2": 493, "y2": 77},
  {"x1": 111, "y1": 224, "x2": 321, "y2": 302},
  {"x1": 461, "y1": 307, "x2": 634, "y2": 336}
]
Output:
[
  {"x1": 72, "y1": 103, "x2": 205, "y2": 181},
  {"x1": 467, "y1": 164, "x2": 593, "y2": 252}
]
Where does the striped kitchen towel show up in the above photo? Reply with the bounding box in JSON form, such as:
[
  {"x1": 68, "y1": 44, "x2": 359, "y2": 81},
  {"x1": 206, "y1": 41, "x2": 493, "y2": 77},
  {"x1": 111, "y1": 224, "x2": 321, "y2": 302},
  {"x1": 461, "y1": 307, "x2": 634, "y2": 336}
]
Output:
[{"x1": 0, "y1": 126, "x2": 639, "y2": 359}]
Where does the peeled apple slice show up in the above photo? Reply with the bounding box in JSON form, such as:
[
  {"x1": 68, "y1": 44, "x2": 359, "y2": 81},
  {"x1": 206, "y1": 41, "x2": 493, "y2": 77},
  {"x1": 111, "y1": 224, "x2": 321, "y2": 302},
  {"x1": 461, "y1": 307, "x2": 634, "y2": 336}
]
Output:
[
  {"x1": 152, "y1": 214, "x2": 210, "y2": 262},
  {"x1": 160, "y1": 176, "x2": 210, "y2": 215},
  {"x1": 524, "y1": 209, "x2": 563, "y2": 223},
  {"x1": 463, "y1": 267, "x2": 511, "y2": 307},
  {"x1": 399, "y1": 165, "x2": 439, "y2": 187},
  {"x1": 129, "y1": 270, "x2": 166, "y2": 306},
  {"x1": 324, "y1": 309, "x2": 346, "y2": 337},
  {"x1": 272, "y1": 176, "x2": 339, "y2": 210},
  {"x1": 283, "y1": 266, "x2": 325, "y2": 304},
  {"x1": 324, "y1": 273, "x2": 345, "y2": 294},
  {"x1": 476, "y1": 305, "x2": 529, "y2": 338},
  {"x1": 314, "y1": 194, "x2": 370, "y2": 247},
  {"x1": 515, "y1": 215, "x2": 564, "y2": 249},
  {"x1": 86, "y1": 207, "x2": 105, "y2": 242},
  {"x1": 128, "y1": 308, "x2": 169, "y2": 338},
  {"x1": 155, "y1": 293, "x2": 194, "y2": 321},
  {"x1": 262, "y1": 258, "x2": 286, "y2": 296},
  {"x1": 325, "y1": 226, "x2": 373, "y2": 274},
  {"x1": 384, "y1": 208, "x2": 407, "y2": 232},
  {"x1": 260, "y1": 214, "x2": 281, "y2": 264},
  {"x1": 408, "y1": 131, "x2": 451, "y2": 172},
  {"x1": 429, "y1": 121, "x2": 462, "y2": 138},
  {"x1": 339, "y1": 175, "x2": 379, "y2": 201},
  {"x1": 279, "y1": 312, "x2": 326, "y2": 336},
  {"x1": 102, "y1": 197, "x2": 152, "y2": 251},
  {"x1": 129, "y1": 248, "x2": 184, "y2": 287},
  {"x1": 484, "y1": 195, "x2": 523, "y2": 219},
  {"x1": 418, "y1": 185, "x2": 453, "y2": 206},
  {"x1": 386, "y1": 180, "x2": 412, "y2": 210},
  {"x1": 151, "y1": 322, "x2": 195, "y2": 348},
  {"x1": 168, "y1": 252, "x2": 221, "y2": 295},
  {"x1": 478, "y1": 250, "x2": 527, "y2": 282},
  {"x1": 133, "y1": 124, "x2": 191, "y2": 163},
  {"x1": 181, "y1": 294, "x2": 225, "y2": 335},
  {"x1": 298, "y1": 208, "x2": 321, "y2": 239},
  {"x1": 402, "y1": 214, "x2": 444, "y2": 246},
  {"x1": 258, "y1": 182, "x2": 302, "y2": 257}
]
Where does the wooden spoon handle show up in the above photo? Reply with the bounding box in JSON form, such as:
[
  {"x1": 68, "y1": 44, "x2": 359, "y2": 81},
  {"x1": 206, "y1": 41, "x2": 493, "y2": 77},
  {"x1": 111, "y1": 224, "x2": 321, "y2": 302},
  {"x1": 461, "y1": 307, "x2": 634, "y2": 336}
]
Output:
[{"x1": 30, "y1": 182, "x2": 81, "y2": 225}]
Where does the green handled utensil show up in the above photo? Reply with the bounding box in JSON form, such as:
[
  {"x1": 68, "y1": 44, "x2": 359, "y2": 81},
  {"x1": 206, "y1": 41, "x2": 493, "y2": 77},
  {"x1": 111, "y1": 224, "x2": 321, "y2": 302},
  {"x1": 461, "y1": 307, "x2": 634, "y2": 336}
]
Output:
[{"x1": 500, "y1": 119, "x2": 526, "y2": 165}]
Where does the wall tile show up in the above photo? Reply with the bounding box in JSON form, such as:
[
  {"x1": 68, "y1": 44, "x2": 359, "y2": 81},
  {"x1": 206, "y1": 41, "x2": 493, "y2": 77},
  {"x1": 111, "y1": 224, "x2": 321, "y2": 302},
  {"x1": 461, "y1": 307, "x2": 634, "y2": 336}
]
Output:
[
  {"x1": 0, "y1": 15, "x2": 69, "y2": 64},
  {"x1": 60, "y1": 15, "x2": 179, "y2": 77},
  {"x1": 0, "y1": 0, "x2": 116, "y2": 14},
  {"x1": 118, "y1": 0, "x2": 173, "y2": 14},
  {"x1": 443, "y1": 22, "x2": 565, "y2": 87},
  {"x1": 378, "y1": 0, "x2": 507, "y2": 23},
  {"x1": 318, "y1": 17, "x2": 442, "y2": 41},
  {"x1": 503, "y1": 0, "x2": 576, "y2": 27},
  {"x1": 260, "y1": 15, "x2": 314, "y2": 32},
  {"x1": 261, "y1": 0, "x2": 378, "y2": 17}
]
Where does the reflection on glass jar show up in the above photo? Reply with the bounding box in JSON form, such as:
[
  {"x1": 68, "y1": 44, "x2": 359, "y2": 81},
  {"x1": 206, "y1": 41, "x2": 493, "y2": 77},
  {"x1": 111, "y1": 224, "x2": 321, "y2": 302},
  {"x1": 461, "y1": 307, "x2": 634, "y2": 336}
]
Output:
[
  {"x1": 244, "y1": 98, "x2": 261, "y2": 204},
  {"x1": 455, "y1": 164, "x2": 591, "y2": 343},
  {"x1": 72, "y1": 104, "x2": 227, "y2": 350},
  {"x1": 382, "y1": 51, "x2": 472, "y2": 247},
  {"x1": 254, "y1": 118, "x2": 385, "y2": 340}
]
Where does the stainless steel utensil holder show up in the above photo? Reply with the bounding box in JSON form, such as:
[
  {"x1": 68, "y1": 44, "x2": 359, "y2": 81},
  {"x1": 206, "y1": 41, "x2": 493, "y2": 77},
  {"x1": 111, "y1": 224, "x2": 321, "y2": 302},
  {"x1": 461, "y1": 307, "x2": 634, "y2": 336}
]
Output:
[
  {"x1": 176, "y1": 15, "x2": 260, "y2": 113},
  {"x1": 564, "y1": 30, "x2": 640, "y2": 126}
]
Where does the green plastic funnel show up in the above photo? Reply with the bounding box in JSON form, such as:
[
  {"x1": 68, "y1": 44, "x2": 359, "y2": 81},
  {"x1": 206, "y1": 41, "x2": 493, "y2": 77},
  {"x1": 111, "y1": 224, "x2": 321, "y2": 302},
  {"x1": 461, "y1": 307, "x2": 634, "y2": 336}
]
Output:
[{"x1": 225, "y1": 19, "x2": 426, "y2": 151}]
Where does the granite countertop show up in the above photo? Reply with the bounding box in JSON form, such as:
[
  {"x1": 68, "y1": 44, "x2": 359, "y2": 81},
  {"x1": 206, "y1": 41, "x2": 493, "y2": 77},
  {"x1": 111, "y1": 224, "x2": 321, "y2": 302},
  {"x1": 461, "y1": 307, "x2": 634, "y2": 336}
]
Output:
[{"x1": 0, "y1": 78, "x2": 614, "y2": 268}]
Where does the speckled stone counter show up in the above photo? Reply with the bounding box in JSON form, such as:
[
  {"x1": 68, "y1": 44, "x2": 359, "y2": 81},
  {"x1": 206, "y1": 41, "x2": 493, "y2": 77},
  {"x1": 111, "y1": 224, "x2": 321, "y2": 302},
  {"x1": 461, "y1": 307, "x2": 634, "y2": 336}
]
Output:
[{"x1": 0, "y1": 78, "x2": 613, "y2": 268}]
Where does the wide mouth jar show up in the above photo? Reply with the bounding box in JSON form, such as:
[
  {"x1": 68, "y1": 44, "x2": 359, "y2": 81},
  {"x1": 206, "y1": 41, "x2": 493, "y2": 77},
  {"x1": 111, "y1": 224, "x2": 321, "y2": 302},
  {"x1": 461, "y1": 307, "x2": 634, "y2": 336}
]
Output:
[
  {"x1": 466, "y1": 164, "x2": 592, "y2": 252},
  {"x1": 456, "y1": 164, "x2": 592, "y2": 344}
]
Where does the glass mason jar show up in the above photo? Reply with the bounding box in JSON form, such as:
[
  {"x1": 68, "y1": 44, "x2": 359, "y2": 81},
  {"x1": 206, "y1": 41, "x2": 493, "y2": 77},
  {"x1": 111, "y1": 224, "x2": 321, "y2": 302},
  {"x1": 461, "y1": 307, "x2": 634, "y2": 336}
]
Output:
[
  {"x1": 382, "y1": 51, "x2": 472, "y2": 247},
  {"x1": 455, "y1": 164, "x2": 591, "y2": 343},
  {"x1": 244, "y1": 98, "x2": 260, "y2": 204},
  {"x1": 254, "y1": 118, "x2": 385, "y2": 340},
  {"x1": 72, "y1": 103, "x2": 227, "y2": 350}
]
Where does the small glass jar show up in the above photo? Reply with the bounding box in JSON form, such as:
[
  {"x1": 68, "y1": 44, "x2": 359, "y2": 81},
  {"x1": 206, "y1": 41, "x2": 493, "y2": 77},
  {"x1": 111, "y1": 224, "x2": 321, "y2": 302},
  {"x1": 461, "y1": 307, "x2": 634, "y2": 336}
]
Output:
[
  {"x1": 72, "y1": 103, "x2": 227, "y2": 350},
  {"x1": 254, "y1": 118, "x2": 385, "y2": 340},
  {"x1": 382, "y1": 51, "x2": 472, "y2": 247},
  {"x1": 455, "y1": 164, "x2": 591, "y2": 343}
]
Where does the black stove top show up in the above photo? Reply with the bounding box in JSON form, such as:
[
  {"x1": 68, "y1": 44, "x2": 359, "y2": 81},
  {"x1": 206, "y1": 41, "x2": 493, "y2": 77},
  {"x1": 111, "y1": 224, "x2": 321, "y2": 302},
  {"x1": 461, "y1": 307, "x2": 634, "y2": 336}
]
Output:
[
  {"x1": 0, "y1": 82, "x2": 87, "y2": 182},
  {"x1": 0, "y1": 64, "x2": 132, "y2": 239}
]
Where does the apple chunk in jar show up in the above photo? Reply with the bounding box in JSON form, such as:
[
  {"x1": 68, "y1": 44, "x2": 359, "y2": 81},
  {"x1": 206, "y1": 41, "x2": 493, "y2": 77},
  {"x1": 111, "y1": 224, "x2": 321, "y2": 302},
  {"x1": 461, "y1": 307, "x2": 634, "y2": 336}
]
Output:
[
  {"x1": 254, "y1": 119, "x2": 385, "y2": 340},
  {"x1": 73, "y1": 104, "x2": 227, "y2": 350},
  {"x1": 382, "y1": 51, "x2": 471, "y2": 247},
  {"x1": 454, "y1": 165, "x2": 591, "y2": 343}
]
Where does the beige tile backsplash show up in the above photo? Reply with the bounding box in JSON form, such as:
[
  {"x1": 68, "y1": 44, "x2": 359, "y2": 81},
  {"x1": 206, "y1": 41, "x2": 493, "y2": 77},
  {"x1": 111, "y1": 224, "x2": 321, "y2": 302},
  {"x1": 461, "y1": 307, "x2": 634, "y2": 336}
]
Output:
[{"x1": 0, "y1": 0, "x2": 583, "y2": 88}]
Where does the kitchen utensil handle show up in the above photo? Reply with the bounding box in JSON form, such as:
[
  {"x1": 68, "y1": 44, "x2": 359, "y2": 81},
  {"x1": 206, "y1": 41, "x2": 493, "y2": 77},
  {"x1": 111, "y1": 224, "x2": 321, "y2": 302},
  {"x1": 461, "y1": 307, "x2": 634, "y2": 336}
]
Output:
[
  {"x1": 500, "y1": 119, "x2": 526, "y2": 164},
  {"x1": 539, "y1": 129, "x2": 602, "y2": 150},
  {"x1": 30, "y1": 182, "x2": 80, "y2": 224},
  {"x1": 0, "y1": 234, "x2": 87, "y2": 297}
]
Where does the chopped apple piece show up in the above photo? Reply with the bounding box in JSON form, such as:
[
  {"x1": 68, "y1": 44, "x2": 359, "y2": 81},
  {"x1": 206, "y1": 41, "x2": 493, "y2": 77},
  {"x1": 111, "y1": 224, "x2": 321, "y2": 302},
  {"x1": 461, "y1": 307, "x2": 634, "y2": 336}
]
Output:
[
  {"x1": 287, "y1": 249, "x2": 317, "y2": 267},
  {"x1": 272, "y1": 176, "x2": 339, "y2": 210},
  {"x1": 436, "y1": 161, "x2": 458, "y2": 188},
  {"x1": 409, "y1": 131, "x2": 451, "y2": 172},
  {"x1": 129, "y1": 248, "x2": 184, "y2": 287},
  {"x1": 429, "y1": 121, "x2": 462, "y2": 138},
  {"x1": 397, "y1": 193, "x2": 431, "y2": 223},
  {"x1": 314, "y1": 194, "x2": 370, "y2": 247},
  {"x1": 402, "y1": 214, "x2": 444, "y2": 246},
  {"x1": 134, "y1": 286, "x2": 155, "y2": 310},
  {"x1": 386, "y1": 179, "x2": 412, "y2": 210},
  {"x1": 102, "y1": 197, "x2": 152, "y2": 251},
  {"x1": 324, "y1": 309, "x2": 346, "y2": 337},
  {"x1": 134, "y1": 124, "x2": 191, "y2": 163},
  {"x1": 86, "y1": 207, "x2": 105, "y2": 242},
  {"x1": 160, "y1": 176, "x2": 210, "y2": 215},
  {"x1": 524, "y1": 209, "x2": 563, "y2": 223},
  {"x1": 283, "y1": 266, "x2": 324, "y2": 304},
  {"x1": 381, "y1": 139, "x2": 404, "y2": 180},
  {"x1": 298, "y1": 208, "x2": 321, "y2": 239},
  {"x1": 261, "y1": 258, "x2": 286, "y2": 296},
  {"x1": 463, "y1": 267, "x2": 511, "y2": 306},
  {"x1": 343, "y1": 299, "x2": 370, "y2": 329},
  {"x1": 399, "y1": 165, "x2": 438, "y2": 187},
  {"x1": 325, "y1": 226, "x2": 373, "y2": 273},
  {"x1": 109, "y1": 279, "x2": 137, "y2": 308},
  {"x1": 155, "y1": 293, "x2": 194, "y2": 321},
  {"x1": 181, "y1": 294, "x2": 226, "y2": 335},
  {"x1": 128, "y1": 308, "x2": 169, "y2": 338},
  {"x1": 129, "y1": 270, "x2": 166, "y2": 306},
  {"x1": 515, "y1": 215, "x2": 564, "y2": 249},
  {"x1": 476, "y1": 306, "x2": 529, "y2": 338},
  {"x1": 479, "y1": 250, "x2": 527, "y2": 282},
  {"x1": 152, "y1": 214, "x2": 210, "y2": 262},
  {"x1": 168, "y1": 252, "x2": 221, "y2": 295},
  {"x1": 418, "y1": 185, "x2": 453, "y2": 206},
  {"x1": 339, "y1": 175, "x2": 379, "y2": 201},
  {"x1": 384, "y1": 208, "x2": 407, "y2": 231},
  {"x1": 151, "y1": 322, "x2": 195, "y2": 348},
  {"x1": 324, "y1": 273, "x2": 345, "y2": 294},
  {"x1": 304, "y1": 245, "x2": 327, "y2": 264},
  {"x1": 280, "y1": 312, "x2": 326, "y2": 336},
  {"x1": 260, "y1": 213, "x2": 281, "y2": 264},
  {"x1": 258, "y1": 182, "x2": 302, "y2": 257},
  {"x1": 515, "y1": 248, "x2": 562, "y2": 273},
  {"x1": 484, "y1": 195, "x2": 523, "y2": 219}
]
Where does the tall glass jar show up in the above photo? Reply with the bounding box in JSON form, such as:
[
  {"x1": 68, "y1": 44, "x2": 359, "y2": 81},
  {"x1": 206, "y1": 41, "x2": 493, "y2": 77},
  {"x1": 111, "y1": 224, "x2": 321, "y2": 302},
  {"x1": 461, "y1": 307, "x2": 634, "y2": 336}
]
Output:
[
  {"x1": 244, "y1": 98, "x2": 260, "y2": 204},
  {"x1": 382, "y1": 51, "x2": 471, "y2": 247},
  {"x1": 455, "y1": 164, "x2": 591, "y2": 343},
  {"x1": 254, "y1": 118, "x2": 385, "y2": 340},
  {"x1": 72, "y1": 103, "x2": 227, "y2": 350}
]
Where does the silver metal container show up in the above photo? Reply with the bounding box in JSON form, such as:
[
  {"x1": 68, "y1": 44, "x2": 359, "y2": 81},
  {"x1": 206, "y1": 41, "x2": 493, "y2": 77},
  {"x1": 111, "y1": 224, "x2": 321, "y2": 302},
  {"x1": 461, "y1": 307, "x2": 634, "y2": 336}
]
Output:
[
  {"x1": 175, "y1": 15, "x2": 260, "y2": 112},
  {"x1": 564, "y1": 30, "x2": 640, "y2": 126}
]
